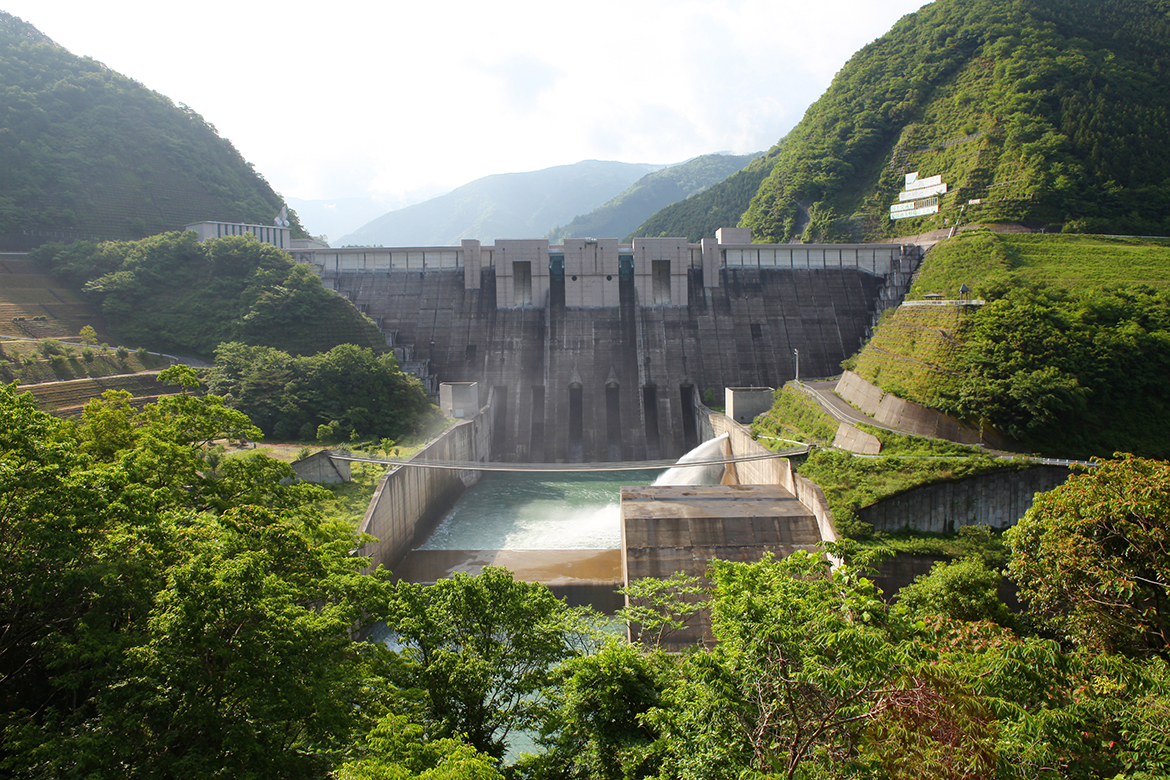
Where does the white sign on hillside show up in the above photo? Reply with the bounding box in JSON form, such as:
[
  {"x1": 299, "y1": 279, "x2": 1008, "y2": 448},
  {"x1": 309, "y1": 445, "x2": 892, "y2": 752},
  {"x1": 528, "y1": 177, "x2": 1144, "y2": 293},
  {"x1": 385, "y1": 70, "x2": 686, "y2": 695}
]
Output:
[
  {"x1": 899, "y1": 183, "x2": 948, "y2": 201},
  {"x1": 904, "y1": 174, "x2": 943, "y2": 191},
  {"x1": 892, "y1": 172, "x2": 947, "y2": 220}
]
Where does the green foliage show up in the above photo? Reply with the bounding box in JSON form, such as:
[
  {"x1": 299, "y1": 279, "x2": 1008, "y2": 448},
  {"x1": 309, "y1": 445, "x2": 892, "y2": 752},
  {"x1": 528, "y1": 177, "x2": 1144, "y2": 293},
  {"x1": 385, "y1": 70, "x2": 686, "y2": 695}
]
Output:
[
  {"x1": 618, "y1": 572, "x2": 706, "y2": 650},
  {"x1": 33, "y1": 232, "x2": 385, "y2": 358},
  {"x1": 0, "y1": 12, "x2": 306, "y2": 249},
  {"x1": 1007, "y1": 455, "x2": 1170, "y2": 657},
  {"x1": 337, "y1": 714, "x2": 503, "y2": 780},
  {"x1": 896, "y1": 555, "x2": 1016, "y2": 627},
  {"x1": 387, "y1": 567, "x2": 593, "y2": 759},
  {"x1": 0, "y1": 380, "x2": 394, "y2": 777},
  {"x1": 750, "y1": 383, "x2": 839, "y2": 446},
  {"x1": 856, "y1": 234, "x2": 1170, "y2": 458},
  {"x1": 78, "y1": 324, "x2": 98, "y2": 344},
  {"x1": 719, "y1": 0, "x2": 1170, "y2": 242},
  {"x1": 951, "y1": 283, "x2": 1170, "y2": 457},
  {"x1": 203, "y1": 341, "x2": 437, "y2": 442},
  {"x1": 912, "y1": 232, "x2": 1170, "y2": 300},
  {"x1": 526, "y1": 640, "x2": 666, "y2": 780},
  {"x1": 796, "y1": 449, "x2": 1015, "y2": 537},
  {"x1": 630, "y1": 152, "x2": 779, "y2": 241}
]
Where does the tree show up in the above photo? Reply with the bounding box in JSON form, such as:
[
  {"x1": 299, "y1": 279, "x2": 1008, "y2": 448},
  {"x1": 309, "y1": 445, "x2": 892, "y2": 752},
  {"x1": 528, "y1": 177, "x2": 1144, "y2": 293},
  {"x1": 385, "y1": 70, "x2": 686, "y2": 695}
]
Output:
[
  {"x1": 387, "y1": 567, "x2": 591, "y2": 759},
  {"x1": 525, "y1": 639, "x2": 666, "y2": 780},
  {"x1": 647, "y1": 550, "x2": 900, "y2": 780},
  {"x1": 0, "y1": 382, "x2": 397, "y2": 777},
  {"x1": 895, "y1": 556, "x2": 1016, "y2": 628},
  {"x1": 1006, "y1": 454, "x2": 1170, "y2": 656},
  {"x1": 78, "y1": 324, "x2": 98, "y2": 345},
  {"x1": 337, "y1": 714, "x2": 503, "y2": 780}
]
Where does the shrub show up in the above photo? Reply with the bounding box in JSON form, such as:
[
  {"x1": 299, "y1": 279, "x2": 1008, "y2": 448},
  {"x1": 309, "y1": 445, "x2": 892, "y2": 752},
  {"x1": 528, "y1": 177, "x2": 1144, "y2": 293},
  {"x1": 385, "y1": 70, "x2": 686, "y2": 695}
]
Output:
[
  {"x1": 115, "y1": 345, "x2": 129, "y2": 359},
  {"x1": 81, "y1": 347, "x2": 95, "y2": 363},
  {"x1": 40, "y1": 339, "x2": 65, "y2": 357}
]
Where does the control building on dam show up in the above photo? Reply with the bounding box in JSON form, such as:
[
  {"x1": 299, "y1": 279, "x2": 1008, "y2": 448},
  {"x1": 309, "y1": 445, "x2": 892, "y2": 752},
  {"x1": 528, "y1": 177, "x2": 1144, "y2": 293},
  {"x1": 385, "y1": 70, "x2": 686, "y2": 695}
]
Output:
[{"x1": 296, "y1": 228, "x2": 921, "y2": 462}]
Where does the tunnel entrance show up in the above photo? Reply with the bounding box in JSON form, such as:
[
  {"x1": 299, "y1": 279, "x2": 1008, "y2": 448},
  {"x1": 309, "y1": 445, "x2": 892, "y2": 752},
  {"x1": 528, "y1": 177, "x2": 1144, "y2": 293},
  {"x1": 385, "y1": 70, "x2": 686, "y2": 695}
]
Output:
[
  {"x1": 653, "y1": 260, "x2": 671, "y2": 304},
  {"x1": 549, "y1": 255, "x2": 565, "y2": 309},
  {"x1": 618, "y1": 254, "x2": 634, "y2": 302},
  {"x1": 513, "y1": 262, "x2": 532, "y2": 305}
]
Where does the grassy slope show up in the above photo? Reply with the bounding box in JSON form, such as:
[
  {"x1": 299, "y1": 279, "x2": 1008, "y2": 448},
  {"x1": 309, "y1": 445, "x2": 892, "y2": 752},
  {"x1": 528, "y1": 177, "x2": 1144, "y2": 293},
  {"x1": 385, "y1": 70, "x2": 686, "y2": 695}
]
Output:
[
  {"x1": 850, "y1": 232, "x2": 1170, "y2": 457},
  {"x1": 910, "y1": 232, "x2": 1170, "y2": 298}
]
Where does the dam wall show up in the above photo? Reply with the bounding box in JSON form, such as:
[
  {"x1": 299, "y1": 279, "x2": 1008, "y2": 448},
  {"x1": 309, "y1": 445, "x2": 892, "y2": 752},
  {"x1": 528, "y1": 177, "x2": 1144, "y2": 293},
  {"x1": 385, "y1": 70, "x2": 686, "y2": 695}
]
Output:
[
  {"x1": 358, "y1": 396, "x2": 495, "y2": 572},
  {"x1": 331, "y1": 265, "x2": 892, "y2": 463},
  {"x1": 306, "y1": 233, "x2": 919, "y2": 464}
]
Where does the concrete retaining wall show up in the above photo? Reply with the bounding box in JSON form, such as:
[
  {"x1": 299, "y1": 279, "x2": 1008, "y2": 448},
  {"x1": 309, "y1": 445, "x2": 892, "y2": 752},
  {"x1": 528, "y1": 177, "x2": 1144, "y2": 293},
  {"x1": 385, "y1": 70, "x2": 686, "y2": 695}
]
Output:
[
  {"x1": 291, "y1": 449, "x2": 351, "y2": 483},
  {"x1": 835, "y1": 370, "x2": 1016, "y2": 450},
  {"x1": 860, "y1": 465, "x2": 1071, "y2": 534},
  {"x1": 832, "y1": 423, "x2": 881, "y2": 455},
  {"x1": 358, "y1": 399, "x2": 494, "y2": 572}
]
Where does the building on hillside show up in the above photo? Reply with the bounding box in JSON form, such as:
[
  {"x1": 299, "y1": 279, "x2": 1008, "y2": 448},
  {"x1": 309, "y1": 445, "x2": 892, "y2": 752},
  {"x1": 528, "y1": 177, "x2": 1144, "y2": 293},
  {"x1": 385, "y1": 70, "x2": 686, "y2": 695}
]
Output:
[{"x1": 184, "y1": 220, "x2": 292, "y2": 249}]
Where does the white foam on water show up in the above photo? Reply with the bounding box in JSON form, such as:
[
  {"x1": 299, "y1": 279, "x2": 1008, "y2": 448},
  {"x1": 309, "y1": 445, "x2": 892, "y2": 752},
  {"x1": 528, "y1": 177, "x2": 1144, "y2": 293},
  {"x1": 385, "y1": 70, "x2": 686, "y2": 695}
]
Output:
[{"x1": 417, "y1": 435, "x2": 730, "y2": 551}]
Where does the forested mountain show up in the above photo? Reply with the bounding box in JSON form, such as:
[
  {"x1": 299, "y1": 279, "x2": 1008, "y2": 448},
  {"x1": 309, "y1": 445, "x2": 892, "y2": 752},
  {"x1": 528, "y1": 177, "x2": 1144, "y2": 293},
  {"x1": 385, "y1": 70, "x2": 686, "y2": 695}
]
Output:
[
  {"x1": 639, "y1": 0, "x2": 1170, "y2": 242},
  {"x1": 628, "y1": 151, "x2": 779, "y2": 242},
  {"x1": 0, "y1": 12, "x2": 305, "y2": 251},
  {"x1": 546, "y1": 153, "x2": 759, "y2": 243},
  {"x1": 336, "y1": 160, "x2": 661, "y2": 247}
]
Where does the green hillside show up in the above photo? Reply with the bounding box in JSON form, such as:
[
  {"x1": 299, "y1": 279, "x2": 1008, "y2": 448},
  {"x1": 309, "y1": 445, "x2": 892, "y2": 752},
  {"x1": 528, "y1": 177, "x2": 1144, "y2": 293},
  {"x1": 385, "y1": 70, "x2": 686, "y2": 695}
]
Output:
[
  {"x1": 546, "y1": 153, "x2": 759, "y2": 242},
  {"x1": 849, "y1": 232, "x2": 1170, "y2": 459},
  {"x1": 629, "y1": 151, "x2": 779, "y2": 241},
  {"x1": 0, "y1": 12, "x2": 306, "y2": 250},
  {"x1": 32, "y1": 232, "x2": 385, "y2": 359},
  {"x1": 637, "y1": 0, "x2": 1170, "y2": 243}
]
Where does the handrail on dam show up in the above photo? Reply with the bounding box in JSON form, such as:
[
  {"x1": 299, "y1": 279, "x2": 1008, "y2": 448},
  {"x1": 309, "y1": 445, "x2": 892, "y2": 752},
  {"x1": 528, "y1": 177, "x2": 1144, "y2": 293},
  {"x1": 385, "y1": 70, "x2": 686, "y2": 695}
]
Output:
[{"x1": 328, "y1": 447, "x2": 810, "y2": 473}]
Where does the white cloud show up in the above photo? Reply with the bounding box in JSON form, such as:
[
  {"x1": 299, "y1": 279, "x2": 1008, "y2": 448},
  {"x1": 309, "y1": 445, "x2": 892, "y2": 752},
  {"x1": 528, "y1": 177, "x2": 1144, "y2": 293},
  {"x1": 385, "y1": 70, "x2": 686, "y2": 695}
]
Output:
[{"x1": 5, "y1": 0, "x2": 930, "y2": 206}]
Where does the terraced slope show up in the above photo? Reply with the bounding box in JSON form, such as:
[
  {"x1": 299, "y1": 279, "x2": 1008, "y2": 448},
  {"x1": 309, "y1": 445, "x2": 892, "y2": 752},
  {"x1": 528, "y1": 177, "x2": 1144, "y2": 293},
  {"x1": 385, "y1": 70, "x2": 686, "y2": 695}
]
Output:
[
  {"x1": 848, "y1": 303, "x2": 972, "y2": 408},
  {"x1": 909, "y1": 232, "x2": 1170, "y2": 298},
  {"x1": 0, "y1": 254, "x2": 103, "y2": 340}
]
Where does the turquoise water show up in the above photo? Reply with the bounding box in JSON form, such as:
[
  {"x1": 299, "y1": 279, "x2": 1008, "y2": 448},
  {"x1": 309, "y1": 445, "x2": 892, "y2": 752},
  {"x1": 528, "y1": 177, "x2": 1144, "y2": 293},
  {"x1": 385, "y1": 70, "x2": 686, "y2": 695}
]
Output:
[{"x1": 419, "y1": 469, "x2": 663, "y2": 550}]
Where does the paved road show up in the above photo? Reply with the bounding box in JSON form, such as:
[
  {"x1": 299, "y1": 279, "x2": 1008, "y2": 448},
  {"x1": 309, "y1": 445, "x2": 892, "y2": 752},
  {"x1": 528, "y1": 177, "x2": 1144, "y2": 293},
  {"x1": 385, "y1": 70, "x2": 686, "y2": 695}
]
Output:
[
  {"x1": 799, "y1": 380, "x2": 903, "y2": 434},
  {"x1": 797, "y1": 379, "x2": 1094, "y2": 467}
]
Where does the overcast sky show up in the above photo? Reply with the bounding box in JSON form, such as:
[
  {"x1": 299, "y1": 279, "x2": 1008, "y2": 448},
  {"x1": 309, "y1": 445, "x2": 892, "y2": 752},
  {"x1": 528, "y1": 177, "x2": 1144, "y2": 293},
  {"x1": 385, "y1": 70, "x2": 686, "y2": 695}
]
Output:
[{"x1": 7, "y1": 0, "x2": 929, "y2": 206}]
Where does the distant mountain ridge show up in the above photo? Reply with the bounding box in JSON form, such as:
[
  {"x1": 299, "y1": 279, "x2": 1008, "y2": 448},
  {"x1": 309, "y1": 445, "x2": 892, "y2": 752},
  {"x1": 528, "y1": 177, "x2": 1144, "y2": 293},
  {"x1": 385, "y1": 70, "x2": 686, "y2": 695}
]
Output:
[
  {"x1": 0, "y1": 12, "x2": 304, "y2": 250},
  {"x1": 546, "y1": 153, "x2": 759, "y2": 243},
  {"x1": 637, "y1": 0, "x2": 1170, "y2": 242},
  {"x1": 337, "y1": 161, "x2": 662, "y2": 247}
]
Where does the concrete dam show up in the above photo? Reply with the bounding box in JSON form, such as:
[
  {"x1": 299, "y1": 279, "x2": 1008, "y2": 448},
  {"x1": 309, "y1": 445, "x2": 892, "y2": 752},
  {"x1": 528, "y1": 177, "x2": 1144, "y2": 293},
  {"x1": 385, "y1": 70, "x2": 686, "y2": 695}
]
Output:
[{"x1": 302, "y1": 228, "x2": 920, "y2": 462}]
